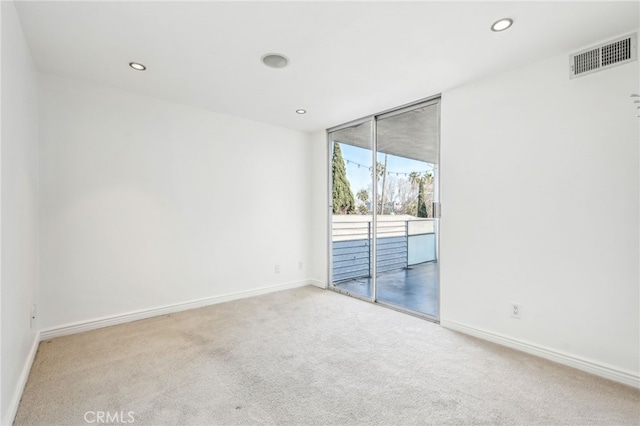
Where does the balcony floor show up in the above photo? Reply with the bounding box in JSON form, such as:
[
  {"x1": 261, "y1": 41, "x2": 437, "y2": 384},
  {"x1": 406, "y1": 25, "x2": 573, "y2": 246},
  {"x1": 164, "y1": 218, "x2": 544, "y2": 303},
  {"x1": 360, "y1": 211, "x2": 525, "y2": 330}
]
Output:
[{"x1": 333, "y1": 261, "x2": 439, "y2": 317}]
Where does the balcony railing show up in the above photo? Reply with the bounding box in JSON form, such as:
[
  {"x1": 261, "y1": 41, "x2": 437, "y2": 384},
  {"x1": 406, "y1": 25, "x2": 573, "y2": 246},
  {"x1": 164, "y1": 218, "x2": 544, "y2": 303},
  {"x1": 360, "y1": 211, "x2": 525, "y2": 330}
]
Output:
[{"x1": 332, "y1": 216, "x2": 436, "y2": 282}]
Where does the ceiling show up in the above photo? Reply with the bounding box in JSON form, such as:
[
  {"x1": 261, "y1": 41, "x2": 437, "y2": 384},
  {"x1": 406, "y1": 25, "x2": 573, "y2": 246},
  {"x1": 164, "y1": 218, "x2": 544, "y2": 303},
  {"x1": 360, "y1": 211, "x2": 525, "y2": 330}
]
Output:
[
  {"x1": 14, "y1": 1, "x2": 639, "y2": 133},
  {"x1": 331, "y1": 103, "x2": 440, "y2": 164}
]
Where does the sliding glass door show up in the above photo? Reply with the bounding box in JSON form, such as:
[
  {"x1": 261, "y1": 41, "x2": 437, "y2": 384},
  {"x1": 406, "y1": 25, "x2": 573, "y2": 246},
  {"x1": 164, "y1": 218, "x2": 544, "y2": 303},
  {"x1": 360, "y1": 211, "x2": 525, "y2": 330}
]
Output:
[
  {"x1": 375, "y1": 103, "x2": 440, "y2": 317},
  {"x1": 329, "y1": 120, "x2": 374, "y2": 300},
  {"x1": 329, "y1": 98, "x2": 440, "y2": 320}
]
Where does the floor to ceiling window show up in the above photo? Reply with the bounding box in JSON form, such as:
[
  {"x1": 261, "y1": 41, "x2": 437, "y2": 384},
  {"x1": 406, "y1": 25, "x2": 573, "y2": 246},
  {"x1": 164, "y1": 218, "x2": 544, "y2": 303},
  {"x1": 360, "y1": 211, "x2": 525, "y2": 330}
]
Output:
[{"x1": 328, "y1": 97, "x2": 440, "y2": 320}]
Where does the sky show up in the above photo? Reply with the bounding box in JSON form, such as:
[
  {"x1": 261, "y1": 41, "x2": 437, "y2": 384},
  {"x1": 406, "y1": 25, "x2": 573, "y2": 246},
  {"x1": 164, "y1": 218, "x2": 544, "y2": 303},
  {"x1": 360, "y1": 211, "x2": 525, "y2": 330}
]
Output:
[{"x1": 339, "y1": 143, "x2": 434, "y2": 194}]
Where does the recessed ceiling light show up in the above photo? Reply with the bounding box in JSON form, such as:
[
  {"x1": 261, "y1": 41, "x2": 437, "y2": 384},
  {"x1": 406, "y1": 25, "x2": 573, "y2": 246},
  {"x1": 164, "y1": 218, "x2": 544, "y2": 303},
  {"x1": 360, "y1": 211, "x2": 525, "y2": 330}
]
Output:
[
  {"x1": 296, "y1": 109, "x2": 307, "y2": 114},
  {"x1": 129, "y1": 62, "x2": 146, "y2": 71},
  {"x1": 261, "y1": 54, "x2": 289, "y2": 69},
  {"x1": 491, "y1": 18, "x2": 513, "y2": 32}
]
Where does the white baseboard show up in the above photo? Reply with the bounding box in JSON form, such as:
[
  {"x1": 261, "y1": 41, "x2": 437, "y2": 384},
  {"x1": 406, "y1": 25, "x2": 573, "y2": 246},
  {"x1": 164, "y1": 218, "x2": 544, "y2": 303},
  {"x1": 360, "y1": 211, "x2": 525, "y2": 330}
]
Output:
[
  {"x1": 3, "y1": 331, "x2": 40, "y2": 426},
  {"x1": 309, "y1": 280, "x2": 326, "y2": 289},
  {"x1": 440, "y1": 319, "x2": 640, "y2": 389},
  {"x1": 40, "y1": 280, "x2": 313, "y2": 341}
]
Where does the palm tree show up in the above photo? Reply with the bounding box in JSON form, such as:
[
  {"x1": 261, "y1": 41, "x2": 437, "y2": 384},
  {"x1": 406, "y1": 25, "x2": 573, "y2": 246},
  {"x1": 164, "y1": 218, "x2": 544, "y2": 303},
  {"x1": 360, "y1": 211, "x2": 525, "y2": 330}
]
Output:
[
  {"x1": 356, "y1": 188, "x2": 370, "y2": 214},
  {"x1": 408, "y1": 171, "x2": 421, "y2": 190},
  {"x1": 378, "y1": 154, "x2": 388, "y2": 214}
]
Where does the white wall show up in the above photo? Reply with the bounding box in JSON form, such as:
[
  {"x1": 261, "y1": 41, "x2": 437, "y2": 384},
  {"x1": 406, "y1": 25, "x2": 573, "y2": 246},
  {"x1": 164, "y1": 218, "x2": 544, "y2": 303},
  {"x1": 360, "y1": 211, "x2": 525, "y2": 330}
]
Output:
[
  {"x1": 309, "y1": 130, "x2": 328, "y2": 286},
  {"x1": 1, "y1": 1, "x2": 40, "y2": 424},
  {"x1": 440, "y1": 35, "x2": 639, "y2": 379},
  {"x1": 38, "y1": 73, "x2": 312, "y2": 331}
]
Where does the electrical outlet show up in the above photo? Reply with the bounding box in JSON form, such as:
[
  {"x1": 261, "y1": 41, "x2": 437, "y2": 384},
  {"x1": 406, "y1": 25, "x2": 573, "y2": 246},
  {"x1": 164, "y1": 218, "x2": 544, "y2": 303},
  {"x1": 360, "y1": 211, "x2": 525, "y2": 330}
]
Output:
[
  {"x1": 275, "y1": 264, "x2": 280, "y2": 273},
  {"x1": 298, "y1": 261, "x2": 303, "y2": 270},
  {"x1": 510, "y1": 302, "x2": 521, "y2": 319},
  {"x1": 30, "y1": 304, "x2": 37, "y2": 329}
]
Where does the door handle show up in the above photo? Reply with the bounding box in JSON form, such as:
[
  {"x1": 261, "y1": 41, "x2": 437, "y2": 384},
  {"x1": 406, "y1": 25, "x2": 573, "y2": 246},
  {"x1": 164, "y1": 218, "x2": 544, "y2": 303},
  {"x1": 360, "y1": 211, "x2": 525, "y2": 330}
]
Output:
[{"x1": 432, "y1": 202, "x2": 441, "y2": 218}]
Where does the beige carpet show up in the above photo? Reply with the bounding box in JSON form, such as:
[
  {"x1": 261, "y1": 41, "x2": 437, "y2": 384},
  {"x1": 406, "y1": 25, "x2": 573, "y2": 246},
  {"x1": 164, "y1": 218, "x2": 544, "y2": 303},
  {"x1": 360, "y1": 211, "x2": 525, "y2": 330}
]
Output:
[{"x1": 15, "y1": 286, "x2": 640, "y2": 425}]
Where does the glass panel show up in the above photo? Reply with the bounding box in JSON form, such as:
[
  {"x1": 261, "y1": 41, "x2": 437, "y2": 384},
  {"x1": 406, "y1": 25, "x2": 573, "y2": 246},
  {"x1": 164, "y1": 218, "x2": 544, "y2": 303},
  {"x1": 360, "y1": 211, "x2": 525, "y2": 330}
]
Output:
[
  {"x1": 375, "y1": 104, "x2": 439, "y2": 316},
  {"x1": 329, "y1": 121, "x2": 374, "y2": 299}
]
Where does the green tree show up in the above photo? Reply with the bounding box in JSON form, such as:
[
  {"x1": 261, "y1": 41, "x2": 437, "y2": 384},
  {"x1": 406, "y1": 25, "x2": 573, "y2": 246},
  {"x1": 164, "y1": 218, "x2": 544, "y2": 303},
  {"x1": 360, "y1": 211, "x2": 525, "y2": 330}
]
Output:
[
  {"x1": 401, "y1": 171, "x2": 420, "y2": 216},
  {"x1": 424, "y1": 172, "x2": 434, "y2": 217},
  {"x1": 417, "y1": 178, "x2": 428, "y2": 218},
  {"x1": 332, "y1": 142, "x2": 356, "y2": 214}
]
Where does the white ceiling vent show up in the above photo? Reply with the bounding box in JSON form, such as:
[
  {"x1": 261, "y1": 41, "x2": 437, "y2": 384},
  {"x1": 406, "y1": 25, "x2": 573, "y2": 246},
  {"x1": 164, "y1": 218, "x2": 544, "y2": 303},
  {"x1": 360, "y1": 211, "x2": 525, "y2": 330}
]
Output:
[{"x1": 570, "y1": 33, "x2": 637, "y2": 79}]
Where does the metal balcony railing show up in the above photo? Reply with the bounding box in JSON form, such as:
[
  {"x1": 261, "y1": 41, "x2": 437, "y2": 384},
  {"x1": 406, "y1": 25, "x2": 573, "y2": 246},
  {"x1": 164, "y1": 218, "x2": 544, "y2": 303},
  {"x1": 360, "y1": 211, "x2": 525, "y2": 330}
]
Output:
[{"x1": 331, "y1": 217, "x2": 436, "y2": 282}]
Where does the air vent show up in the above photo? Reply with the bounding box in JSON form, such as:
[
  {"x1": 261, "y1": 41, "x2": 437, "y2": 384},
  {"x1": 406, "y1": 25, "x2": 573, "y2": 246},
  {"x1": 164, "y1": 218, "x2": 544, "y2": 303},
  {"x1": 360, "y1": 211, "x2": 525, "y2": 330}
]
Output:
[{"x1": 570, "y1": 33, "x2": 637, "y2": 79}]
